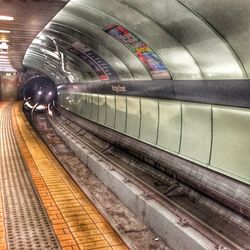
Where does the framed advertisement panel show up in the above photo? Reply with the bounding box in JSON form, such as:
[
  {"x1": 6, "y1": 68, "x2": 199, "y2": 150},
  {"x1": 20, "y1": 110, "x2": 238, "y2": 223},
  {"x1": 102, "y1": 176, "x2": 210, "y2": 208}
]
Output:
[{"x1": 104, "y1": 23, "x2": 171, "y2": 79}]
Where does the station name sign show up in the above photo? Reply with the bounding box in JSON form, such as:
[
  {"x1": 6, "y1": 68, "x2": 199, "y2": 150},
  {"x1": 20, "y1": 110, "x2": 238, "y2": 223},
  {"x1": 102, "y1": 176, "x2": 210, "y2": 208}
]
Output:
[{"x1": 111, "y1": 84, "x2": 126, "y2": 94}]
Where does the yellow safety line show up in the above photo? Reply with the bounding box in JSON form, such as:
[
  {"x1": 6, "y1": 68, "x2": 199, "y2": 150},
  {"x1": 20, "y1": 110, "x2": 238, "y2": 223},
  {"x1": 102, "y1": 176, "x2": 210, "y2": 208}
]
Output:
[
  {"x1": 12, "y1": 102, "x2": 128, "y2": 250},
  {"x1": 0, "y1": 101, "x2": 10, "y2": 250},
  {"x1": 0, "y1": 192, "x2": 6, "y2": 250}
]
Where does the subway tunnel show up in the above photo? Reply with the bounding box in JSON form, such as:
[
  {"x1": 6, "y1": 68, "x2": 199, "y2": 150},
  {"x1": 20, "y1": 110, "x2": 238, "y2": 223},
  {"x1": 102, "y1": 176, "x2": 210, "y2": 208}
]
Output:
[{"x1": 0, "y1": 1, "x2": 250, "y2": 249}]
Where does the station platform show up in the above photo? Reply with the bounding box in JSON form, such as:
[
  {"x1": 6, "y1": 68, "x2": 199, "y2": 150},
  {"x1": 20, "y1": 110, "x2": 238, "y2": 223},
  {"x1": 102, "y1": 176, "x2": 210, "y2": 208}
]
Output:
[{"x1": 0, "y1": 101, "x2": 128, "y2": 250}]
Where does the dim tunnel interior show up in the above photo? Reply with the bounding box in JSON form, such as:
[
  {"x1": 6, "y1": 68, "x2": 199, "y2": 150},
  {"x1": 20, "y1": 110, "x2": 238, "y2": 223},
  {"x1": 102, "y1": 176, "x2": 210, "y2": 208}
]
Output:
[{"x1": 21, "y1": 76, "x2": 57, "y2": 109}]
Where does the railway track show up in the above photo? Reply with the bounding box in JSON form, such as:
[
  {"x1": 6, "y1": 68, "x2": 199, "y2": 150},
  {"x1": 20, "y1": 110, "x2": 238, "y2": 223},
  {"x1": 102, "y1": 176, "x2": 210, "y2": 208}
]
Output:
[
  {"x1": 29, "y1": 111, "x2": 169, "y2": 250},
  {"x1": 30, "y1": 107, "x2": 250, "y2": 250}
]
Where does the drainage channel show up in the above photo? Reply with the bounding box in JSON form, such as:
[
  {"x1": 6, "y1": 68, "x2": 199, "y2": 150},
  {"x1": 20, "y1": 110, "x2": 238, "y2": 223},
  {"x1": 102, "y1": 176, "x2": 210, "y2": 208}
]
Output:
[{"x1": 0, "y1": 102, "x2": 60, "y2": 250}]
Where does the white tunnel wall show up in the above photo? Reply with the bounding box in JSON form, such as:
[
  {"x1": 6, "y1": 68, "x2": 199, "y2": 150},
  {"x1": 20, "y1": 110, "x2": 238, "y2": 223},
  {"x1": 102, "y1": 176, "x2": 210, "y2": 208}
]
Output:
[
  {"x1": 24, "y1": 0, "x2": 249, "y2": 80},
  {"x1": 22, "y1": 0, "x2": 250, "y2": 188},
  {"x1": 58, "y1": 90, "x2": 250, "y2": 185}
]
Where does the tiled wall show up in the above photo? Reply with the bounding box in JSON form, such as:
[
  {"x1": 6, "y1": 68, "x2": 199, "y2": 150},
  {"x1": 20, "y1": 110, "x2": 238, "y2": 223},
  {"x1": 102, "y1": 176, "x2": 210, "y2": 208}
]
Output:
[
  {"x1": 58, "y1": 90, "x2": 250, "y2": 184},
  {"x1": 0, "y1": 75, "x2": 18, "y2": 100}
]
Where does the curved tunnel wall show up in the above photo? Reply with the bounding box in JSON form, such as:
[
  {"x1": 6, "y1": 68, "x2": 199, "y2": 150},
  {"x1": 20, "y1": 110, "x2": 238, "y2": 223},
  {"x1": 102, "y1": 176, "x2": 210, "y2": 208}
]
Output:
[
  {"x1": 21, "y1": 0, "x2": 250, "y2": 186},
  {"x1": 58, "y1": 90, "x2": 250, "y2": 185},
  {"x1": 23, "y1": 0, "x2": 250, "y2": 81}
]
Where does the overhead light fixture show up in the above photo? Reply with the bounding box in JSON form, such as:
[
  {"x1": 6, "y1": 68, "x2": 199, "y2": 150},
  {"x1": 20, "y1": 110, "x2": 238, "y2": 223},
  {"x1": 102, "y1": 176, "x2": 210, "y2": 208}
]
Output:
[
  {"x1": 0, "y1": 30, "x2": 10, "y2": 33},
  {"x1": 33, "y1": 38, "x2": 42, "y2": 44},
  {"x1": 0, "y1": 39, "x2": 9, "y2": 43},
  {"x1": 0, "y1": 42, "x2": 8, "y2": 49},
  {"x1": 0, "y1": 16, "x2": 14, "y2": 21},
  {"x1": 38, "y1": 34, "x2": 46, "y2": 40}
]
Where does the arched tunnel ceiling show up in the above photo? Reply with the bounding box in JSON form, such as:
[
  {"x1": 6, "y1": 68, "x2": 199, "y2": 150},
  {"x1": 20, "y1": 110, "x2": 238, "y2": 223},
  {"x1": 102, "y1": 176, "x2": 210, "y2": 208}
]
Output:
[
  {"x1": 40, "y1": 26, "x2": 134, "y2": 80},
  {"x1": 23, "y1": 0, "x2": 250, "y2": 82}
]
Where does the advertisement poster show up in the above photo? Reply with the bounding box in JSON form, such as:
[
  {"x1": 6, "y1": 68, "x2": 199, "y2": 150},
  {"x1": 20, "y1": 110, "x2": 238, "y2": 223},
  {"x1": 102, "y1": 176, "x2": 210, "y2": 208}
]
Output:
[
  {"x1": 68, "y1": 41, "x2": 119, "y2": 81},
  {"x1": 104, "y1": 23, "x2": 171, "y2": 79}
]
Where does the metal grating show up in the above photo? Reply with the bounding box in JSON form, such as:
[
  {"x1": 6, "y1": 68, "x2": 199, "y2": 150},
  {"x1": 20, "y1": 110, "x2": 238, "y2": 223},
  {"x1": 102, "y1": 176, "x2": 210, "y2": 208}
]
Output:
[{"x1": 0, "y1": 103, "x2": 60, "y2": 250}]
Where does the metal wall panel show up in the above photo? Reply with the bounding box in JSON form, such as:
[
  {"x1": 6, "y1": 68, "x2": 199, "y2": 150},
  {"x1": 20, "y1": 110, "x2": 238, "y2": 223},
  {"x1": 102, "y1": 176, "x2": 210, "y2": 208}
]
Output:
[
  {"x1": 63, "y1": 92, "x2": 69, "y2": 109},
  {"x1": 74, "y1": 92, "x2": 81, "y2": 116},
  {"x1": 140, "y1": 98, "x2": 158, "y2": 144},
  {"x1": 91, "y1": 94, "x2": 99, "y2": 122},
  {"x1": 69, "y1": 0, "x2": 201, "y2": 80},
  {"x1": 211, "y1": 106, "x2": 250, "y2": 182},
  {"x1": 58, "y1": 91, "x2": 62, "y2": 104},
  {"x1": 68, "y1": 92, "x2": 76, "y2": 111},
  {"x1": 180, "y1": 102, "x2": 211, "y2": 164},
  {"x1": 126, "y1": 97, "x2": 140, "y2": 138},
  {"x1": 115, "y1": 96, "x2": 126, "y2": 132},
  {"x1": 73, "y1": 92, "x2": 79, "y2": 113},
  {"x1": 57, "y1": 90, "x2": 250, "y2": 184},
  {"x1": 184, "y1": 0, "x2": 250, "y2": 78},
  {"x1": 85, "y1": 94, "x2": 92, "y2": 119},
  {"x1": 67, "y1": 95, "x2": 71, "y2": 110},
  {"x1": 158, "y1": 100, "x2": 181, "y2": 153},
  {"x1": 98, "y1": 95, "x2": 106, "y2": 125},
  {"x1": 78, "y1": 93, "x2": 87, "y2": 117},
  {"x1": 106, "y1": 95, "x2": 116, "y2": 128}
]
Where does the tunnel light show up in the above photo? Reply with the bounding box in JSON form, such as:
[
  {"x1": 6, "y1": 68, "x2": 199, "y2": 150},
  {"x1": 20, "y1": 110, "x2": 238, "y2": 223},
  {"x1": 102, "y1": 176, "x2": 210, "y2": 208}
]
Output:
[
  {"x1": 0, "y1": 42, "x2": 8, "y2": 49},
  {"x1": 41, "y1": 49, "x2": 60, "y2": 60},
  {"x1": 48, "y1": 103, "x2": 53, "y2": 116},
  {"x1": 36, "y1": 105, "x2": 46, "y2": 111},
  {"x1": 0, "y1": 39, "x2": 9, "y2": 43},
  {"x1": 0, "y1": 30, "x2": 10, "y2": 33},
  {"x1": 38, "y1": 91, "x2": 42, "y2": 95},
  {"x1": 38, "y1": 34, "x2": 46, "y2": 40},
  {"x1": 48, "y1": 109, "x2": 53, "y2": 116},
  {"x1": 68, "y1": 75, "x2": 74, "y2": 83},
  {"x1": 24, "y1": 101, "x2": 34, "y2": 109},
  {"x1": 24, "y1": 97, "x2": 31, "y2": 101},
  {"x1": 0, "y1": 16, "x2": 14, "y2": 21},
  {"x1": 33, "y1": 38, "x2": 42, "y2": 44},
  {"x1": 48, "y1": 92, "x2": 52, "y2": 96}
]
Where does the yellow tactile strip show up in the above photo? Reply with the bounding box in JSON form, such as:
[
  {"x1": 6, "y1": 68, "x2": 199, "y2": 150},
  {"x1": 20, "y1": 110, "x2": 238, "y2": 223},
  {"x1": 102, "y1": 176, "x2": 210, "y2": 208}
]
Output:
[
  {"x1": 0, "y1": 192, "x2": 6, "y2": 250},
  {"x1": 12, "y1": 102, "x2": 128, "y2": 250},
  {"x1": 0, "y1": 193, "x2": 6, "y2": 250},
  {"x1": 0, "y1": 102, "x2": 9, "y2": 250}
]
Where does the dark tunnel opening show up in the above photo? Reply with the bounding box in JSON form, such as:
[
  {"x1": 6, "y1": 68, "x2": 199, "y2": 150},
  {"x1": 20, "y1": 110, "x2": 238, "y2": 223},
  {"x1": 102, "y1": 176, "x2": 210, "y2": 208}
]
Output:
[{"x1": 21, "y1": 76, "x2": 57, "y2": 112}]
